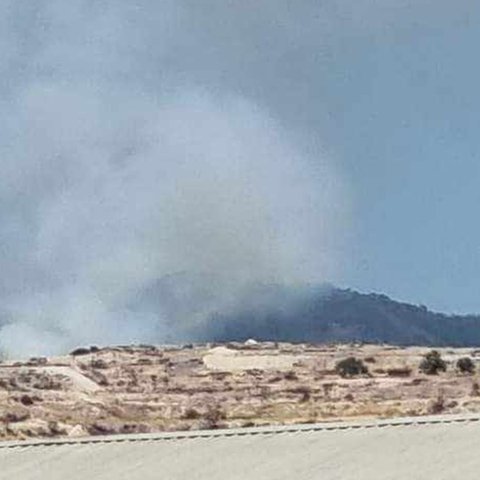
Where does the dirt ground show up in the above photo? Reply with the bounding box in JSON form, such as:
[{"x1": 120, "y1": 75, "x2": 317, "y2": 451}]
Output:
[{"x1": 1, "y1": 342, "x2": 480, "y2": 441}]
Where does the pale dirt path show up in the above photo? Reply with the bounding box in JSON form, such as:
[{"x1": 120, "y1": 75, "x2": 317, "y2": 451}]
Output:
[
  {"x1": 203, "y1": 346, "x2": 305, "y2": 371},
  {"x1": 0, "y1": 365, "x2": 100, "y2": 393},
  {"x1": 41, "y1": 366, "x2": 100, "y2": 392}
]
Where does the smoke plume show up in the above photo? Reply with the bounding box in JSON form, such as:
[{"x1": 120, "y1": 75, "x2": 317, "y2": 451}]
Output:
[{"x1": 0, "y1": 1, "x2": 349, "y2": 356}]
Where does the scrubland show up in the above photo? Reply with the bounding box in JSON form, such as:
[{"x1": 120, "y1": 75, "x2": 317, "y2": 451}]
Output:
[{"x1": 1, "y1": 342, "x2": 480, "y2": 440}]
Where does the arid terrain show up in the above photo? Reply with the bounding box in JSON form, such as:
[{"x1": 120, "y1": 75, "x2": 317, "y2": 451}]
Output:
[{"x1": 1, "y1": 342, "x2": 480, "y2": 441}]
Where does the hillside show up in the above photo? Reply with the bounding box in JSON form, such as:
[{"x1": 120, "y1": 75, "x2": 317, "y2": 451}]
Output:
[
  {"x1": 203, "y1": 287, "x2": 480, "y2": 346},
  {"x1": 133, "y1": 278, "x2": 480, "y2": 347}
]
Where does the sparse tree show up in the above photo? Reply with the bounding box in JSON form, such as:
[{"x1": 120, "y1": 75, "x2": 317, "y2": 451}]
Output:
[
  {"x1": 456, "y1": 357, "x2": 475, "y2": 374},
  {"x1": 419, "y1": 350, "x2": 447, "y2": 375},
  {"x1": 335, "y1": 357, "x2": 368, "y2": 378}
]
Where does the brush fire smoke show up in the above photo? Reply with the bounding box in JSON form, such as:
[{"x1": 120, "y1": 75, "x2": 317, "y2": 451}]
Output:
[{"x1": 0, "y1": 2, "x2": 349, "y2": 357}]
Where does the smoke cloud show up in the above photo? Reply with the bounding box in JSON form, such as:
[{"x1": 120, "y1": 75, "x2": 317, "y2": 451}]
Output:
[{"x1": 0, "y1": 1, "x2": 349, "y2": 357}]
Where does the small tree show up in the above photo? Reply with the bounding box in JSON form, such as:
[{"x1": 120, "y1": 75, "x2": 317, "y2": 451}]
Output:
[
  {"x1": 335, "y1": 357, "x2": 368, "y2": 378},
  {"x1": 419, "y1": 350, "x2": 447, "y2": 375},
  {"x1": 457, "y1": 357, "x2": 475, "y2": 374}
]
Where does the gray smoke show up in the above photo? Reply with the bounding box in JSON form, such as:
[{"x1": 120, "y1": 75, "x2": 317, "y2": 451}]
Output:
[{"x1": 0, "y1": 1, "x2": 349, "y2": 357}]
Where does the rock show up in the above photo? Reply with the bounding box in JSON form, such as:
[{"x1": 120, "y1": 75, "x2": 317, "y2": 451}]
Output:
[
  {"x1": 48, "y1": 421, "x2": 69, "y2": 436},
  {"x1": 6, "y1": 418, "x2": 50, "y2": 438},
  {"x1": 119, "y1": 423, "x2": 152, "y2": 434},
  {"x1": 66, "y1": 424, "x2": 88, "y2": 437}
]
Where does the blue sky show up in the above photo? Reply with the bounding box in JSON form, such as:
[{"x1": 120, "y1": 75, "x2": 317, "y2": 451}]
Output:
[
  {"x1": 1, "y1": 0, "x2": 480, "y2": 355},
  {"x1": 316, "y1": 2, "x2": 480, "y2": 312}
]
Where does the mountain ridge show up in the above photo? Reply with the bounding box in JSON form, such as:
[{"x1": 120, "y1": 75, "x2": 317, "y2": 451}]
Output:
[{"x1": 196, "y1": 285, "x2": 480, "y2": 347}]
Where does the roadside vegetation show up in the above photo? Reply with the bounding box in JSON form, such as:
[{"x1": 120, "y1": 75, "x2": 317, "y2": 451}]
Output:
[
  {"x1": 334, "y1": 350, "x2": 477, "y2": 378},
  {"x1": 335, "y1": 357, "x2": 369, "y2": 378},
  {"x1": 419, "y1": 350, "x2": 447, "y2": 375},
  {"x1": 457, "y1": 357, "x2": 475, "y2": 374}
]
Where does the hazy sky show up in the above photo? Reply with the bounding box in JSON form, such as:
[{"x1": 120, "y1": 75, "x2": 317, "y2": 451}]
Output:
[
  {"x1": 1, "y1": 0, "x2": 479, "y2": 353},
  {"x1": 163, "y1": 0, "x2": 479, "y2": 314}
]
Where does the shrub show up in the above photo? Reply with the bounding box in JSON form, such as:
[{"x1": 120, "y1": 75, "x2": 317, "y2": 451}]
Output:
[
  {"x1": 284, "y1": 371, "x2": 298, "y2": 381},
  {"x1": 471, "y1": 381, "x2": 480, "y2": 397},
  {"x1": 335, "y1": 357, "x2": 368, "y2": 378},
  {"x1": 19, "y1": 394, "x2": 34, "y2": 406},
  {"x1": 183, "y1": 408, "x2": 201, "y2": 420},
  {"x1": 291, "y1": 386, "x2": 311, "y2": 402},
  {"x1": 419, "y1": 350, "x2": 447, "y2": 375},
  {"x1": 456, "y1": 357, "x2": 475, "y2": 374},
  {"x1": 408, "y1": 378, "x2": 427, "y2": 386},
  {"x1": 91, "y1": 359, "x2": 108, "y2": 369},
  {"x1": 3, "y1": 411, "x2": 30, "y2": 423},
  {"x1": 322, "y1": 383, "x2": 335, "y2": 398},
  {"x1": 386, "y1": 367, "x2": 412, "y2": 377},
  {"x1": 70, "y1": 347, "x2": 91, "y2": 356},
  {"x1": 204, "y1": 405, "x2": 226, "y2": 429},
  {"x1": 428, "y1": 395, "x2": 445, "y2": 414},
  {"x1": 70, "y1": 346, "x2": 99, "y2": 356}
]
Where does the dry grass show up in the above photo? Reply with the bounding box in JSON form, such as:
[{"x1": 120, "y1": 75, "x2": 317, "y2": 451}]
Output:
[{"x1": 1, "y1": 343, "x2": 479, "y2": 440}]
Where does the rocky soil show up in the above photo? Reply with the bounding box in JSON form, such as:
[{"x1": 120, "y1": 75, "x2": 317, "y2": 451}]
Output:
[{"x1": 1, "y1": 342, "x2": 480, "y2": 441}]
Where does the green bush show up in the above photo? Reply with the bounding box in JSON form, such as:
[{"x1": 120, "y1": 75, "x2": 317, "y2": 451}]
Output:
[
  {"x1": 419, "y1": 350, "x2": 447, "y2": 375},
  {"x1": 456, "y1": 357, "x2": 475, "y2": 374},
  {"x1": 335, "y1": 357, "x2": 368, "y2": 378}
]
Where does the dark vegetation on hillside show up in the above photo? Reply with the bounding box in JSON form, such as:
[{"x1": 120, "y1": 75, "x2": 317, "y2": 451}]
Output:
[
  {"x1": 74, "y1": 275, "x2": 480, "y2": 348},
  {"x1": 199, "y1": 287, "x2": 480, "y2": 347}
]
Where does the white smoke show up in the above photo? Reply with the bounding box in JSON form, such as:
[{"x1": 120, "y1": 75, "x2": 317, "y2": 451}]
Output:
[{"x1": 0, "y1": 2, "x2": 349, "y2": 357}]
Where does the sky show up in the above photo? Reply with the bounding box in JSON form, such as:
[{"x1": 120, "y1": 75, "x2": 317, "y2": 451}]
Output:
[
  {"x1": 170, "y1": 0, "x2": 480, "y2": 314},
  {"x1": 0, "y1": 0, "x2": 479, "y2": 354},
  {"x1": 166, "y1": 0, "x2": 480, "y2": 314}
]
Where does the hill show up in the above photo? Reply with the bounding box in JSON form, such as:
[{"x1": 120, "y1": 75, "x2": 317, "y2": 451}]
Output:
[
  {"x1": 131, "y1": 275, "x2": 480, "y2": 346},
  {"x1": 129, "y1": 276, "x2": 480, "y2": 347},
  {"x1": 199, "y1": 286, "x2": 480, "y2": 346}
]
